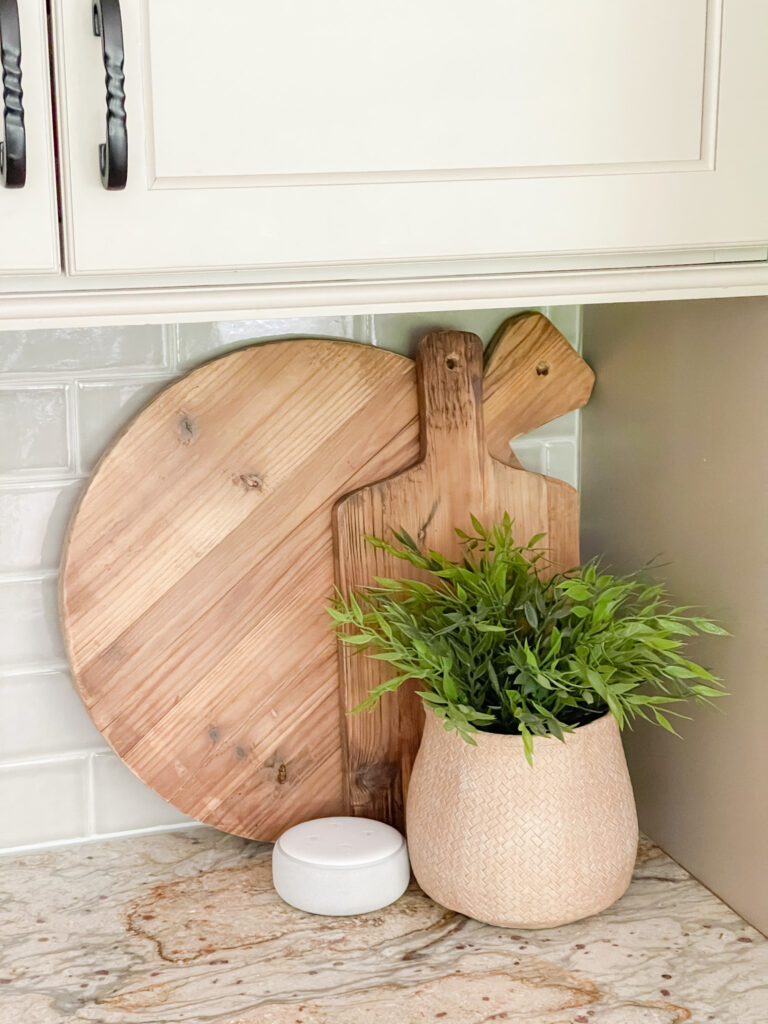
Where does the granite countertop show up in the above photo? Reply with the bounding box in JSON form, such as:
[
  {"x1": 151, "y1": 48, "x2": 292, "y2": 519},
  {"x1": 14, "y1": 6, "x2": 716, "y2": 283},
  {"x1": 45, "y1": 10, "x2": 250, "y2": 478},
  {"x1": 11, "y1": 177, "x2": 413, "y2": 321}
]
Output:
[{"x1": 0, "y1": 828, "x2": 765, "y2": 1023}]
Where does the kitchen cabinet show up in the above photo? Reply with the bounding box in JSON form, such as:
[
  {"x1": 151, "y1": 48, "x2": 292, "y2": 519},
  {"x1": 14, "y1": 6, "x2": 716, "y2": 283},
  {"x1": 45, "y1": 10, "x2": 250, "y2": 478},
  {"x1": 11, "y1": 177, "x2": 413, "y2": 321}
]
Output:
[
  {"x1": 0, "y1": 0, "x2": 59, "y2": 275},
  {"x1": 50, "y1": 0, "x2": 768, "y2": 279}
]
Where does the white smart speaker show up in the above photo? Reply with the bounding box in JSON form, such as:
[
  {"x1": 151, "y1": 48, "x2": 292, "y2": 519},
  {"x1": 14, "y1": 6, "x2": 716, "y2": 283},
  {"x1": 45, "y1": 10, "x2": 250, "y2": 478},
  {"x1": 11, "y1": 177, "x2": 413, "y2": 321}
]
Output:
[{"x1": 272, "y1": 816, "x2": 411, "y2": 916}]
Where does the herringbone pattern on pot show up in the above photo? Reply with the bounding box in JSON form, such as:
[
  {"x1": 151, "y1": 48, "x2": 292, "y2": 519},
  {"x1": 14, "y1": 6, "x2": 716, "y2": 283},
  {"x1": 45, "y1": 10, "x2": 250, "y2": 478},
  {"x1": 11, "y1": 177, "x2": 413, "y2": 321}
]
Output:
[{"x1": 406, "y1": 712, "x2": 638, "y2": 929}]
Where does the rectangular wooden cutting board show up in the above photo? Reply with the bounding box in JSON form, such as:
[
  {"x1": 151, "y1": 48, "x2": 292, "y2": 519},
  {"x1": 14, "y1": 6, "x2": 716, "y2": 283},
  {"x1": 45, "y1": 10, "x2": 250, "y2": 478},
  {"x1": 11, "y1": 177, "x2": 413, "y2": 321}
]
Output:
[{"x1": 334, "y1": 329, "x2": 588, "y2": 829}]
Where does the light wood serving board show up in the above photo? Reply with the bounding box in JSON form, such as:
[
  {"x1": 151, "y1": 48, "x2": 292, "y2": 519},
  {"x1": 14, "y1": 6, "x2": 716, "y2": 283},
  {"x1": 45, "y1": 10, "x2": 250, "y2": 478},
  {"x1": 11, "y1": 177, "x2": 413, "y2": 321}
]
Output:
[
  {"x1": 60, "y1": 317, "x2": 593, "y2": 841},
  {"x1": 335, "y1": 330, "x2": 586, "y2": 829}
]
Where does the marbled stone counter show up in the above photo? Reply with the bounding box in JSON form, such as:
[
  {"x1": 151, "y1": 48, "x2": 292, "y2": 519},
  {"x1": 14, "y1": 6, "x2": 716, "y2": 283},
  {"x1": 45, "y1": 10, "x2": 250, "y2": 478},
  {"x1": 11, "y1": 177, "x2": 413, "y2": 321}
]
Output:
[{"x1": 0, "y1": 828, "x2": 765, "y2": 1023}]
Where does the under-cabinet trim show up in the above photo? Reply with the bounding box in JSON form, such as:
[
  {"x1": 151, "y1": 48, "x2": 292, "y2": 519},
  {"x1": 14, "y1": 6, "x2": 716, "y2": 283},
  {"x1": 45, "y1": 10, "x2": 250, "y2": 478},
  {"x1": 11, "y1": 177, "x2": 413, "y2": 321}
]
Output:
[{"x1": 3, "y1": 259, "x2": 768, "y2": 330}]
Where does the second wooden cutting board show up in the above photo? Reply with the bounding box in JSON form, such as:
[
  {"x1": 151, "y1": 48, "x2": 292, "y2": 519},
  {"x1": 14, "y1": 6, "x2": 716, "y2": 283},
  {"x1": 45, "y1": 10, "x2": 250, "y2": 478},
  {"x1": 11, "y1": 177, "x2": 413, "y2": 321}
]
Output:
[{"x1": 335, "y1": 331, "x2": 583, "y2": 828}]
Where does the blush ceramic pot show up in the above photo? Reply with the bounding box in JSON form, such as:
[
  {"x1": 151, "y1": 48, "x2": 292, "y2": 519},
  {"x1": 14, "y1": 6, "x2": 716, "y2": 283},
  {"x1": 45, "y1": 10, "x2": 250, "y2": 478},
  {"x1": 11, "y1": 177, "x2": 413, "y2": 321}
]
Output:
[{"x1": 406, "y1": 712, "x2": 638, "y2": 929}]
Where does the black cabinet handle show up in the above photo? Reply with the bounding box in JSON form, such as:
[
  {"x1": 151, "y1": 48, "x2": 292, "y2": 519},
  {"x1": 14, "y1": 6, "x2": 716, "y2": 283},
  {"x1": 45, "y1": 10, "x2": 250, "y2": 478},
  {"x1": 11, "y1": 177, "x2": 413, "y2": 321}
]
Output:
[
  {"x1": 93, "y1": 0, "x2": 127, "y2": 190},
  {"x1": 0, "y1": 0, "x2": 25, "y2": 189}
]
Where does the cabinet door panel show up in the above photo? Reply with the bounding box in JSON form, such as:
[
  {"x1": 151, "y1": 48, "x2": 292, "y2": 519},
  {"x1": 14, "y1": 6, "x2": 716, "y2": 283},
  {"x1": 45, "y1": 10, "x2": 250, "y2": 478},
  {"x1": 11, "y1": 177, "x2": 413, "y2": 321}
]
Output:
[
  {"x1": 53, "y1": 0, "x2": 768, "y2": 275},
  {"x1": 148, "y1": 1, "x2": 706, "y2": 182},
  {"x1": 0, "y1": 0, "x2": 59, "y2": 275}
]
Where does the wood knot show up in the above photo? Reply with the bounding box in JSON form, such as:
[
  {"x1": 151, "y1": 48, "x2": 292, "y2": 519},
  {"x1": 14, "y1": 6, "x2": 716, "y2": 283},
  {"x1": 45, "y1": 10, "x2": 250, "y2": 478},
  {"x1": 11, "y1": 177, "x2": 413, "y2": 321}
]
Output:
[
  {"x1": 236, "y1": 473, "x2": 263, "y2": 491},
  {"x1": 535, "y1": 362, "x2": 550, "y2": 377},
  {"x1": 277, "y1": 764, "x2": 287, "y2": 784},
  {"x1": 355, "y1": 761, "x2": 398, "y2": 791},
  {"x1": 178, "y1": 413, "x2": 197, "y2": 444}
]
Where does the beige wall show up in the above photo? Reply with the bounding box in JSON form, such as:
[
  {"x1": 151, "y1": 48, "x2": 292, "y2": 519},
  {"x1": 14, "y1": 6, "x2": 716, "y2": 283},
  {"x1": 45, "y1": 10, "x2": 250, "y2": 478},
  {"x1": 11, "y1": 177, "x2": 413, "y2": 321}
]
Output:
[{"x1": 581, "y1": 298, "x2": 768, "y2": 934}]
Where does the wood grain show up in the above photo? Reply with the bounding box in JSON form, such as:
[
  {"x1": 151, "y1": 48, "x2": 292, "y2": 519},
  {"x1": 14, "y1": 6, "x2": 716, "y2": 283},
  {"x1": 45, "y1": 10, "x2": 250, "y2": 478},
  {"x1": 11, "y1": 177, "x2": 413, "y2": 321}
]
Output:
[
  {"x1": 334, "y1": 331, "x2": 584, "y2": 830},
  {"x1": 485, "y1": 311, "x2": 595, "y2": 458},
  {"x1": 60, "y1": 318, "x2": 592, "y2": 841}
]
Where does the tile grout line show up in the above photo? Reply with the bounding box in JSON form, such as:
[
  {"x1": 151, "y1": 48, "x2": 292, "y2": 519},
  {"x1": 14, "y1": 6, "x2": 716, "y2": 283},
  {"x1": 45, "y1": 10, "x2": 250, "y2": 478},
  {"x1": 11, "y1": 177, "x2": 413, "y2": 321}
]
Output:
[
  {"x1": 0, "y1": 750, "x2": 106, "y2": 771},
  {"x1": 0, "y1": 659, "x2": 72, "y2": 678},
  {"x1": 0, "y1": 470, "x2": 86, "y2": 487},
  {"x1": 68, "y1": 377, "x2": 82, "y2": 476},
  {"x1": 0, "y1": 749, "x2": 109, "y2": 772},
  {"x1": 0, "y1": 475, "x2": 89, "y2": 491},
  {"x1": 511, "y1": 437, "x2": 578, "y2": 448},
  {"x1": 166, "y1": 323, "x2": 181, "y2": 371},
  {"x1": 0, "y1": 821, "x2": 201, "y2": 858},
  {"x1": 364, "y1": 313, "x2": 376, "y2": 346},
  {"x1": 0, "y1": 659, "x2": 71, "y2": 678},
  {"x1": 85, "y1": 752, "x2": 96, "y2": 837},
  {"x1": 0, "y1": 366, "x2": 181, "y2": 383},
  {"x1": 0, "y1": 568, "x2": 60, "y2": 583}
]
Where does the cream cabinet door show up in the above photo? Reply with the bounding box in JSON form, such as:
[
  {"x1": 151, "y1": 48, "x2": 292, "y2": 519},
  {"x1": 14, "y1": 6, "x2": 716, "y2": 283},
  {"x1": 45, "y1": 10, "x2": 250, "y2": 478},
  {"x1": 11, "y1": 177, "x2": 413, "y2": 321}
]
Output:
[
  {"x1": 0, "y1": 0, "x2": 59, "y2": 275},
  {"x1": 52, "y1": 0, "x2": 768, "y2": 277}
]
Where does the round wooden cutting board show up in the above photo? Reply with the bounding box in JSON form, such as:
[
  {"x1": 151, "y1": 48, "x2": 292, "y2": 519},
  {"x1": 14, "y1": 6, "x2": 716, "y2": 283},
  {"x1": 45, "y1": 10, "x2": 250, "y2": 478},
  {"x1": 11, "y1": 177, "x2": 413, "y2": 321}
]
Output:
[
  {"x1": 60, "y1": 320, "x2": 593, "y2": 841},
  {"x1": 61, "y1": 339, "x2": 421, "y2": 840}
]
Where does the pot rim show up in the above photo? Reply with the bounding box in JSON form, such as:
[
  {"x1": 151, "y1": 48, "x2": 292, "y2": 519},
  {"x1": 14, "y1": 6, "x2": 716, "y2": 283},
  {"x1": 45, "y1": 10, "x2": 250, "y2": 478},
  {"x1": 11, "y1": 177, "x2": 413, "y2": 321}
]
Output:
[{"x1": 425, "y1": 709, "x2": 616, "y2": 748}]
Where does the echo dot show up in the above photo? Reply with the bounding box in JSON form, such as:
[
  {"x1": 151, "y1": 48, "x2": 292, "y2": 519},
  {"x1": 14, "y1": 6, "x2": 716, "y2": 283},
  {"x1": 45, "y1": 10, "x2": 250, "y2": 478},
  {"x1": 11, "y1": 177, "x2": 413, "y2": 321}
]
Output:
[{"x1": 272, "y1": 816, "x2": 410, "y2": 915}]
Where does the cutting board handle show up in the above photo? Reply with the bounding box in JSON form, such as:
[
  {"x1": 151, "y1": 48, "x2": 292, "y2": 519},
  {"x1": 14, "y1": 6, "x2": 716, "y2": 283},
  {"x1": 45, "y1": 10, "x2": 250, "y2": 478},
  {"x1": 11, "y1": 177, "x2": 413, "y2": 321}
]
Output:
[{"x1": 417, "y1": 331, "x2": 488, "y2": 479}]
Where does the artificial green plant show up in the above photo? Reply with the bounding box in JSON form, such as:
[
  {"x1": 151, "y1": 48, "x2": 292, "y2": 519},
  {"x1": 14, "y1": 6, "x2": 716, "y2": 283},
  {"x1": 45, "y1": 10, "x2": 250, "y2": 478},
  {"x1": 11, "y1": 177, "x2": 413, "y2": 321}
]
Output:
[{"x1": 329, "y1": 515, "x2": 728, "y2": 763}]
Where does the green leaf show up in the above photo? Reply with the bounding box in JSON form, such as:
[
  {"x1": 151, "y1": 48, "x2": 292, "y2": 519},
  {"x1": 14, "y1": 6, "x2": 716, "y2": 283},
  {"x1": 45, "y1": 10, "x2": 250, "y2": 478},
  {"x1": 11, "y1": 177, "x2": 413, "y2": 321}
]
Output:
[
  {"x1": 691, "y1": 684, "x2": 726, "y2": 698},
  {"x1": 586, "y1": 669, "x2": 608, "y2": 699},
  {"x1": 654, "y1": 710, "x2": 678, "y2": 735},
  {"x1": 550, "y1": 606, "x2": 572, "y2": 620},
  {"x1": 560, "y1": 583, "x2": 590, "y2": 600},
  {"x1": 549, "y1": 625, "x2": 562, "y2": 658},
  {"x1": 547, "y1": 716, "x2": 565, "y2": 742},
  {"x1": 523, "y1": 601, "x2": 538, "y2": 629},
  {"x1": 691, "y1": 617, "x2": 730, "y2": 636},
  {"x1": 666, "y1": 660, "x2": 718, "y2": 683},
  {"x1": 520, "y1": 724, "x2": 534, "y2": 767},
  {"x1": 655, "y1": 617, "x2": 695, "y2": 635}
]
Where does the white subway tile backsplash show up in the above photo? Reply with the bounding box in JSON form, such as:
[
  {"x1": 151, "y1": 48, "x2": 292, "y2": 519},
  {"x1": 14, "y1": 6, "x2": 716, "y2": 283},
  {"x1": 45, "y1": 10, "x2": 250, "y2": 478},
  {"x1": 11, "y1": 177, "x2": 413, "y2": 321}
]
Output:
[
  {"x1": 510, "y1": 444, "x2": 547, "y2": 475},
  {"x1": 0, "y1": 481, "x2": 85, "y2": 573},
  {"x1": 91, "y1": 754, "x2": 193, "y2": 833},
  {"x1": 0, "y1": 577, "x2": 65, "y2": 670},
  {"x1": 545, "y1": 305, "x2": 583, "y2": 352},
  {"x1": 0, "y1": 325, "x2": 170, "y2": 375},
  {"x1": 0, "y1": 307, "x2": 581, "y2": 853},
  {"x1": 0, "y1": 386, "x2": 72, "y2": 476},
  {"x1": 76, "y1": 377, "x2": 175, "y2": 472},
  {"x1": 0, "y1": 758, "x2": 88, "y2": 848},
  {"x1": 177, "y1": 315, "x2": 369, "y2": 368},
  {"x1": 518, "y1": 410, "x2": 579, "y2": 442},
  {"x1": 545, "y1": 442, "x2": 579, "y2": 488},
  {"x1": 0, "y1": 670, "x2": 105, "y2": 762}
]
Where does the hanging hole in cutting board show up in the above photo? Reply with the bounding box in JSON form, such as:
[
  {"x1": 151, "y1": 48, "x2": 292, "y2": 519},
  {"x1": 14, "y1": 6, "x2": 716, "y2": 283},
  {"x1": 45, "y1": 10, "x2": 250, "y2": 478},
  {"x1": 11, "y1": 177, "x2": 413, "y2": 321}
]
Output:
[{"x1": 445, "y1": 356, "x2": 458, "y2": 369}]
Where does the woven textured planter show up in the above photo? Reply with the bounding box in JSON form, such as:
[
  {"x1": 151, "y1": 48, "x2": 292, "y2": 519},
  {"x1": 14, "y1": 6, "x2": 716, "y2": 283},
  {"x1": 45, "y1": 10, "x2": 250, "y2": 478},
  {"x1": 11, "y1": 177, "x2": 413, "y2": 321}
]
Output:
[{"x1": 406, "y1": 711, "x2": 638, "y2": 929}]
